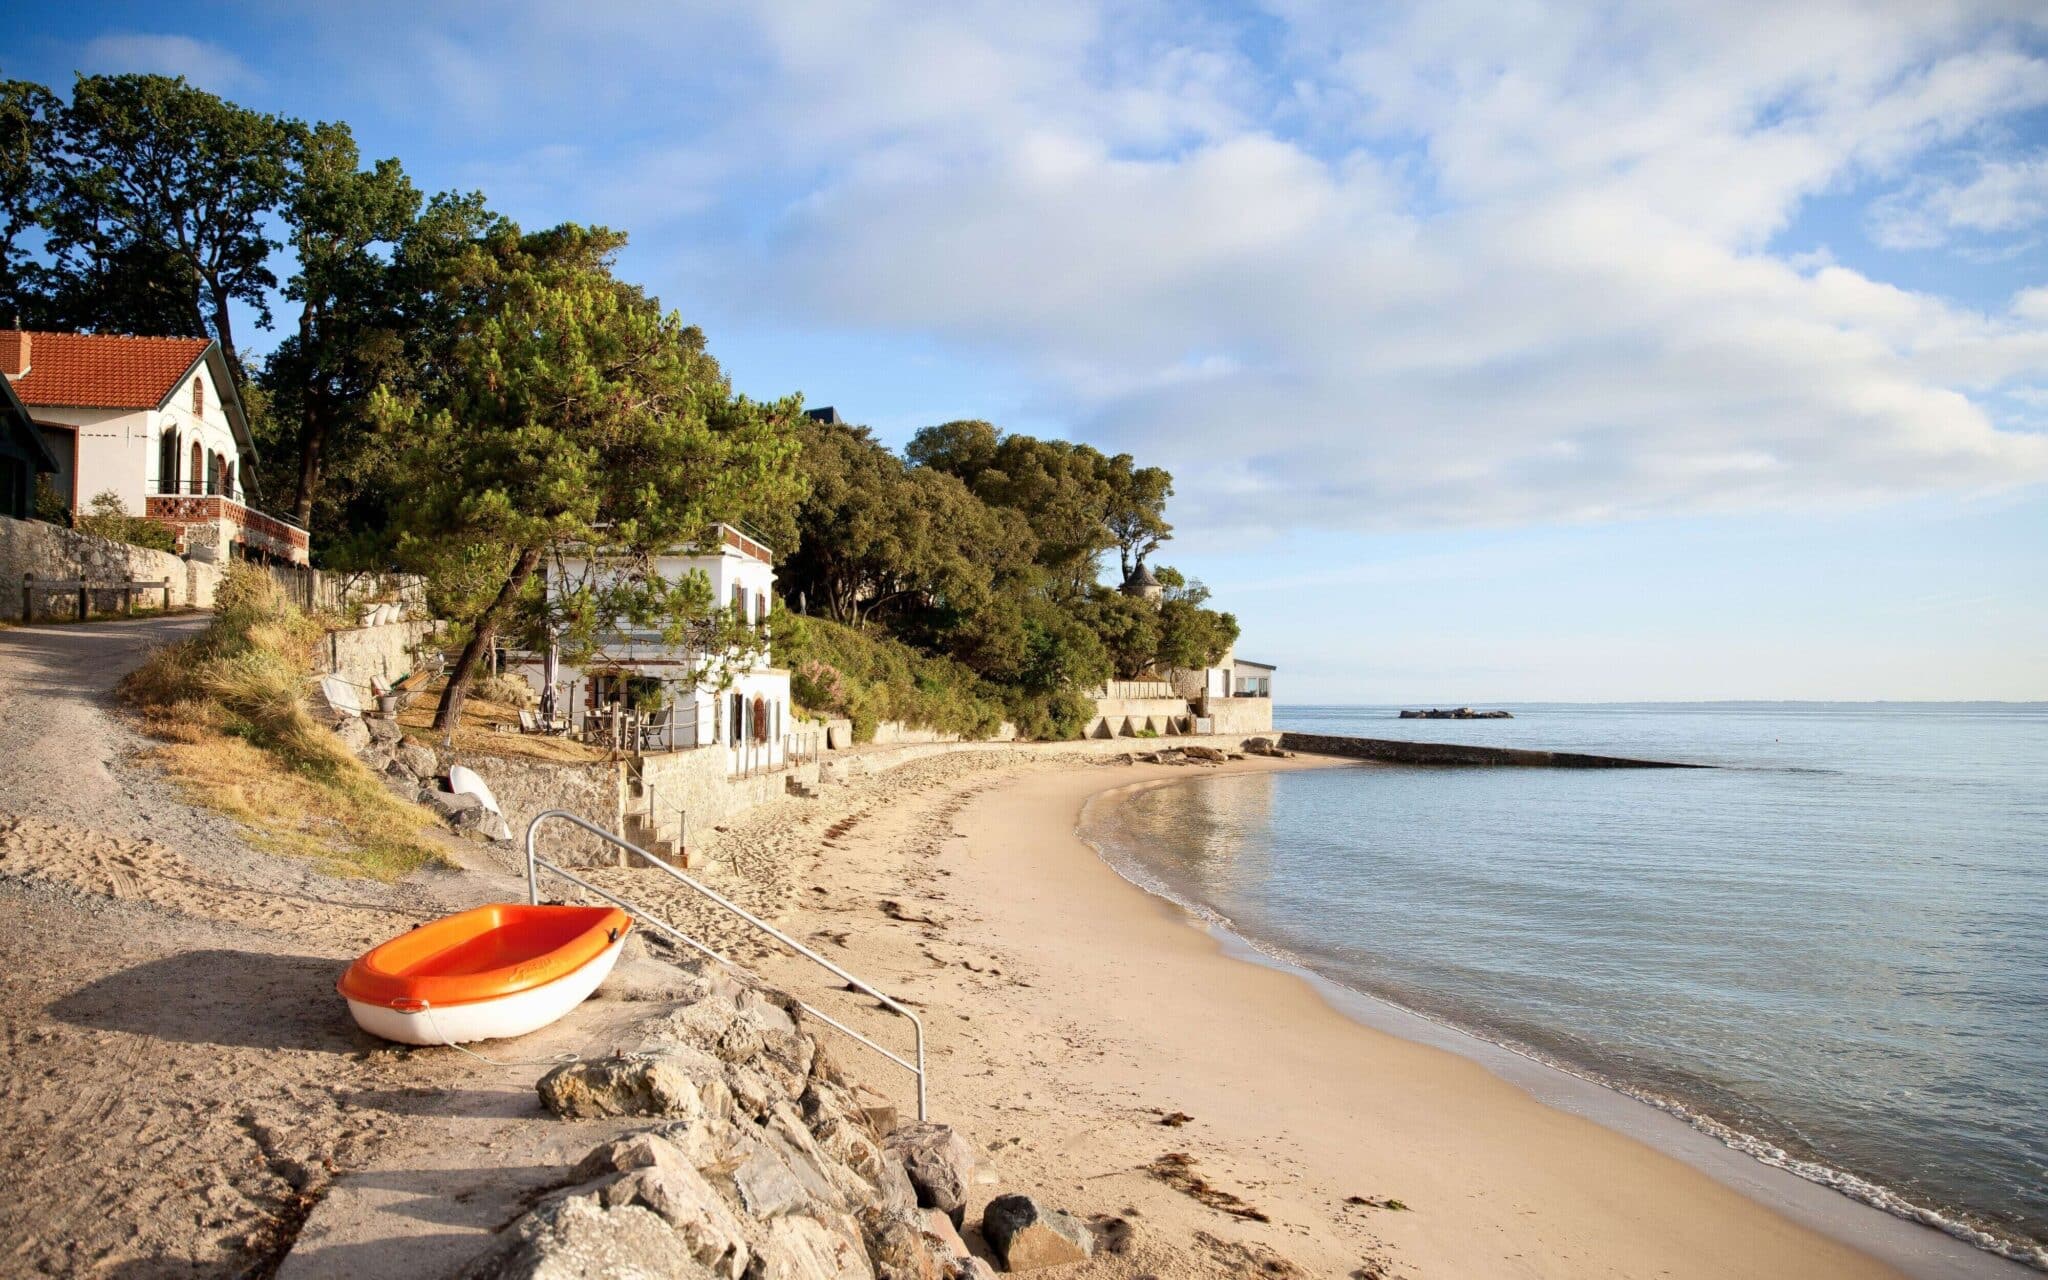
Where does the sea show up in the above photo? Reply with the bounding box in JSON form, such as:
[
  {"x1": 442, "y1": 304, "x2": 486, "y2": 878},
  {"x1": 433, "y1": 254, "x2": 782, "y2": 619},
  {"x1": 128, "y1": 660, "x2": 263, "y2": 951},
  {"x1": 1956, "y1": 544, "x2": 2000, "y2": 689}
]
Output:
[{"x1": 1080, "y1": 702, "x2": 2048, "y2": 1269}]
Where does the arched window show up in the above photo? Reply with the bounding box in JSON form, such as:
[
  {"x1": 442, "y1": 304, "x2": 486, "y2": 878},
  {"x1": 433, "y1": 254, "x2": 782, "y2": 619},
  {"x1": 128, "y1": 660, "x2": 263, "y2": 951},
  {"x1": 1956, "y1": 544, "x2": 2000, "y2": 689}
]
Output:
[
  {"x1": 158, "y1": 431, "x2": 179, "y2": 495},
  {"x1": 189, "y1": 442, "x2": 202, "y2": 494},
  {"x1": 224, "y1": 461, "x2": 236, "y2": 500},
  {"x1": 751, "y1": 694, "x2": 769, "y2": 742},
  {"x1": 193, "y1": 376, "x2": 205, "y2": 416}
]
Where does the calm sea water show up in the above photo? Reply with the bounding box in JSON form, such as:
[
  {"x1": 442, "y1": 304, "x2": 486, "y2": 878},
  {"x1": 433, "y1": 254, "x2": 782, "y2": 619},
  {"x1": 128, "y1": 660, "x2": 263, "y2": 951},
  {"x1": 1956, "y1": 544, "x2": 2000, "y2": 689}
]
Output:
[{"x1": 1083, "y1": 703, "x2": 2048, "y2": 1267}]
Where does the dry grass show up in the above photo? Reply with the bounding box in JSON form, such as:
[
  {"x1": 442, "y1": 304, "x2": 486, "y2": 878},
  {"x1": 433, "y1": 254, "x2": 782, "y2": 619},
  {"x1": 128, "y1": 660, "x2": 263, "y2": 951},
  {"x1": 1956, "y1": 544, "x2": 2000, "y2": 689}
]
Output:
[
  {"x1": 121, "y1": 565, "x2": 450, "y2": 880},
  {"x1": 395, "y1": 677, "x2": 610, "y2": 765}
]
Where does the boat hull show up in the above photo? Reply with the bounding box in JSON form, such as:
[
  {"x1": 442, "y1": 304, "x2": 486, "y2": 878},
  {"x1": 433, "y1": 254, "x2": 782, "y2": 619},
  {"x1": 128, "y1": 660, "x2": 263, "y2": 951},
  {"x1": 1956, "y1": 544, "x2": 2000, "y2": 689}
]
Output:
[{"x1": 343, "y1": 935, "x2": 626, "y2": 1045}]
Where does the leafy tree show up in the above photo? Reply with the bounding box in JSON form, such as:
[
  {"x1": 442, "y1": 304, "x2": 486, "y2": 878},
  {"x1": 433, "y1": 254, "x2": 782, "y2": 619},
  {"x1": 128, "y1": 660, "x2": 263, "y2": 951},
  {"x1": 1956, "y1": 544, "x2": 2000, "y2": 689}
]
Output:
[
  {"x1": 38, "y1": 74, "x2": 297, "y2": 376},
  {"x1": 1151, "y1": 567, "x2": 1239, "y2": 674},
  {"x1": 375, "y1": 222, "x2": 805, "y2": 733},
  {"x1": 0, "y1": 78, "x2": 59, "y2": 324},
  {"x1": 908, "y1": 420, "x2": 1122, "y2": 599},
  {"x1": 1077, "y1": 588, "x2": 1162, "y2": 679},
  {"x1": 262, "y1": 121, "x2": 421, "y2": 529},
  {"x1": 1105, "y1": 458, "x2": 1172, "y2": 580},
  {"x1": 781, "y1": 416, "x2": 1027, "y2": 627}
]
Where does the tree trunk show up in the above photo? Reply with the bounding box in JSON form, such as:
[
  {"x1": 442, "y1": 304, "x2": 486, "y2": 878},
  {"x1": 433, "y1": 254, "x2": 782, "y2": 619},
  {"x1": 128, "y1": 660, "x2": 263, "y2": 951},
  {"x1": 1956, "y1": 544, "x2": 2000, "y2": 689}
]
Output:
[
  {"x1": 433, "y1": 544, "x2": 543, "y2": 736},
  {"x1": 207, "y1": 287, "x2": 244, "y2": 387},
  {"x1": 292, "y1": 402, "x2": 324, "y2": 529}
]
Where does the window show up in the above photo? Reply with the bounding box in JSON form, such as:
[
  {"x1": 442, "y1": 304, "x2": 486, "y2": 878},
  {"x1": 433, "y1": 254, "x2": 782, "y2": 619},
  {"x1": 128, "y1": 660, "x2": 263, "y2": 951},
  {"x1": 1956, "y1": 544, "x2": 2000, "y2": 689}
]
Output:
[
  {"x1": 189, "y1": 442, "x2": 202, "y2": 494},
  {"x1": 731, "y1": 582, "x2": 747, "y2": 621},
  {"x1": 223, "y1": 462, "x2": 235, "y2": 500},
  {"x1": 193, "y1": 376, "x2": 205, "y2": 416},
  {"x1": 158, "y1": 432, "x2": 179, "y2": 495},
  {"x1": 755, "y1": 591, "x2": 767, "y2": 626},
  {"x1": 730, "y1": 691, "x2": 744, "y2": 743}
]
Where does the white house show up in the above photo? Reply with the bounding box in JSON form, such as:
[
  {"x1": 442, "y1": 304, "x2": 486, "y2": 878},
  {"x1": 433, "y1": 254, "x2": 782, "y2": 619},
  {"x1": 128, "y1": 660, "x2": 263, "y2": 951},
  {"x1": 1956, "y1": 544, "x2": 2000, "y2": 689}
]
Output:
[
  {"x1": 0, "y1": 328, "x2": 309, "y2": 565},
  {"x1": 510, "y1": 524, "x2": 794, "y2": 773}
]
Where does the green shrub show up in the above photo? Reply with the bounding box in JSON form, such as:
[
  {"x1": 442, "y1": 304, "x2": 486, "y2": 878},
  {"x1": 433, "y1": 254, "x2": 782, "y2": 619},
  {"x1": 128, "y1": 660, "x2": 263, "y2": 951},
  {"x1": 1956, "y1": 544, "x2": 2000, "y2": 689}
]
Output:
[{"x1": 75, "y1": 491, "x2": 179, "y2": 552}]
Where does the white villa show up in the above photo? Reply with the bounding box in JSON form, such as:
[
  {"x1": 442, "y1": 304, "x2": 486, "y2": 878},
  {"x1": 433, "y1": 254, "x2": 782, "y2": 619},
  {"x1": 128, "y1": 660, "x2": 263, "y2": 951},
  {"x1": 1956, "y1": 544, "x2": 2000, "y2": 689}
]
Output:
[
  {"x1": 510, "y1": 524, "x2": 794, "y2": 774},
  {"x1": 0, "y1": 328, "x2": 309, "y2": 565}
]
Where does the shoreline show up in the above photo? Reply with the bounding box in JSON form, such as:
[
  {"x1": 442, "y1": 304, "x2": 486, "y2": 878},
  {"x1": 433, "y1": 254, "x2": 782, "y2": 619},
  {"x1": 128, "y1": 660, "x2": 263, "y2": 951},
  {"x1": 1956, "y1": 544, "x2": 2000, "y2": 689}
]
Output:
[
  {"x1": 745, "y1": 748, "x2": 1978, "y2": 1278},
  {"x1": 1077, "y1": 766, "x2": 2036, "y2": 1278}
]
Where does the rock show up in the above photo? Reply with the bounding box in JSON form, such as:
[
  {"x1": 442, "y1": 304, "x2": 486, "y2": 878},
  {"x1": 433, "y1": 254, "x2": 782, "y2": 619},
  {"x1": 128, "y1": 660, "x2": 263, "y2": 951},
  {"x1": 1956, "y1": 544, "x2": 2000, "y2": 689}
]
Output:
[
  {"x1": 366, "y1": 715, "x2": 403, "y2": 743},
  {"x1": 858, "y1": 1206, "x2": 949, "y2": 1280},
  {"x1": 394, "y1": 741, "x2": 439, "y2": 778},
  {"x1": 457, "y1": 1194, "x2": 710, "y2": 1279},
  {"x1": 331, "y1": 715, "x2": 372, "y2": 755},
  {"x1": 538, "y1": 1049, "x2": 720, "y2": 1120},
  {"x1": 919, "y1": 1209, "x2": 969, "y2": 1261},
  {"x1": 756, "y1": 1212, "x2": 871, "y2": 1280},
  {"x1": 1181, "y1": 745, "x2": 1228, "y2": 763},
  {"x1": 980, "y1": 1195, "x2": 1093, "y2": 1271},
  {"x1": 811, "y1": 1115, "x2": 917, "y2": 1213},
  {"x1": 861, "y1": 1104, "x2": 900, "y2": 1139},
  {"x1": 377, "y1": 772, "x2": 426, "y2": 803},
  {"x1": 1241, "y1": 737, "x2": 1291, "y2": 758},
  {"x1": 474, "y1": 810, "x2": 514, "y2": 843},
  {"x1": 424, "y1": 788, "x2": 482, "y2": 822},
  {"x1": 946, "y1": 1260, "x2": 998, "y2": 1280},
  {"x1": 883, "y1": 1123, "x2": 977, "y2": 1224},
  {"x1": 601, "y1": 1169, "x2": 751, "y2": 1277}
]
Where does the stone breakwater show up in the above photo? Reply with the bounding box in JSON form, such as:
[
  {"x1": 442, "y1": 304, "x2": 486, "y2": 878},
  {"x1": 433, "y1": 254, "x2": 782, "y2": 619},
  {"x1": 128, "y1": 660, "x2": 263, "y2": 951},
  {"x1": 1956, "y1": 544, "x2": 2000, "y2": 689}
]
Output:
[
  {"x1": 459, "y1": 950, "x2": 1094, "y2": 1278},
  {"x1": 1277, "y1": 731, "x2": 1708, "y2": 769}
]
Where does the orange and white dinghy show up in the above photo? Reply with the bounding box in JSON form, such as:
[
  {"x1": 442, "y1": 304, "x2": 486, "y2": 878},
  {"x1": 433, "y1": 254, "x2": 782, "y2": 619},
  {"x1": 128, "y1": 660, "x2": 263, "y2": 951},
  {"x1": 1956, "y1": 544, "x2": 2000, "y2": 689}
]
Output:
[{"x1": 339, "y1": 904, "x2": 632, "y2": 1045}]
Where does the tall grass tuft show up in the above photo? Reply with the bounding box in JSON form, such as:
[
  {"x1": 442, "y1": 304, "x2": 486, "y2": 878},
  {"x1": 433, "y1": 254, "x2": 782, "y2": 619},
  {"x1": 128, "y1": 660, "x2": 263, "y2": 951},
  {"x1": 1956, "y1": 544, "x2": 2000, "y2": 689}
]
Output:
[{"x1": 122, "y1": 564, "x2": 447, "y2": 879}]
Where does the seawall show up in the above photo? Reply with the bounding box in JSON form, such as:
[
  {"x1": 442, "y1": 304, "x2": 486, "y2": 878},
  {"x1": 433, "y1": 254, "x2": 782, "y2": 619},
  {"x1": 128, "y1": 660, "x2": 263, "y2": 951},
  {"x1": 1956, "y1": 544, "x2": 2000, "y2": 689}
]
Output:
[{"x1": 1277, "y1": 731, "x2": 1707, "y2": 769}]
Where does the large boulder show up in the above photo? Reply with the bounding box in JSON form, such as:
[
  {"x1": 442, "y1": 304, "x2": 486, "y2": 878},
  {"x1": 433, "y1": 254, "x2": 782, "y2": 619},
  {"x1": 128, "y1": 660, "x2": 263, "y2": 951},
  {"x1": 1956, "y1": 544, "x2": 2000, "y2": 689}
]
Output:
[
  {"x1": 366, "y1": 715, "x2": 403, "y2": 744},
  {"x1": 394, "y1": 740, "x2": 440, "y2": 778},
  {"x1": 882, "y1": 1124, "x2": 977, "y2": 1225},
  {"x1": 425, "y1": 787, "x2": 482, "y2": 823},
  {"x1": 857, "y1": 1206, "x2": 951, "y2": 1280},
  {"x1": 457, "y1": 1194, "x2": 712, "y2": 1280},
  {"x1": 979, "y1": 1195, "x2": 1093, "y2": 1271},
  {"x1": 756, "y1": 1212, "x2": 872, "y2": 1280},
  {"x1": 331, "y1": 715, "x2": 372, "y2": 755},
  {"x1": 538, "y1": 1049, "x2": 723, "y2": 1121},
  {"x1": 1181, "y1": 745, "x2": 1228, "y2": 763}
]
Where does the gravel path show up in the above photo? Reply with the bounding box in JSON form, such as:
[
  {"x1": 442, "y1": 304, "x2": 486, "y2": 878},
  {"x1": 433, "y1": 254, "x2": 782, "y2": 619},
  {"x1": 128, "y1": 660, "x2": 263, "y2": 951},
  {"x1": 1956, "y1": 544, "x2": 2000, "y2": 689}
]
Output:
[{"x1": 0, "y1": 616, "x2": 479, "y2": 1276}]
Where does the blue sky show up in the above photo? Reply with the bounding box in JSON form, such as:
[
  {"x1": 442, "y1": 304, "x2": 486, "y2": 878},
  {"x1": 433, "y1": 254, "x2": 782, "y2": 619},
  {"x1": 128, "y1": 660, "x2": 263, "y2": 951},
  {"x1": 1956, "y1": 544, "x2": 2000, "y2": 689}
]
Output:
[{"x1": 10, "y1": 1, "x2": 2047, "y2": 700}]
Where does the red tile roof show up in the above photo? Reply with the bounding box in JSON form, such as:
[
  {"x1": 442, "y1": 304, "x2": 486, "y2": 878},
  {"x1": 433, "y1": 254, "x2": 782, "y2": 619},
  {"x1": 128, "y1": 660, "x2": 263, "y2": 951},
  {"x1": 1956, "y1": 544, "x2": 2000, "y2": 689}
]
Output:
[{"x1": 3, "y1": 330, "x2": 213, "y2": 410}]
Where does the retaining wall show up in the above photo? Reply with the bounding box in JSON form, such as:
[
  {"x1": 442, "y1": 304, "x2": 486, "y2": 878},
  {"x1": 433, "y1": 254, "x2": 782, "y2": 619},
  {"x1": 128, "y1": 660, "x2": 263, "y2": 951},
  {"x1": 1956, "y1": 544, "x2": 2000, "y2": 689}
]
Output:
[
  {"x1": 1, "y1": 513, "x2": 219, "y2": 620},
  {"x1": 469, "y1": 756, "x2": 626, "y2": 868},
  {"x1": 1277, "y1": 731, "x2": 1705, "y2": 769},
  {"x1": 323, "y1": 619, "x2": 437, "y2": 688},
  {"x1": 1083, "y1": 695, "x2": 1196, "y2": 739},
  {"x1": 1202, "y1": 696, "x2": 1273, "y2": 735}
]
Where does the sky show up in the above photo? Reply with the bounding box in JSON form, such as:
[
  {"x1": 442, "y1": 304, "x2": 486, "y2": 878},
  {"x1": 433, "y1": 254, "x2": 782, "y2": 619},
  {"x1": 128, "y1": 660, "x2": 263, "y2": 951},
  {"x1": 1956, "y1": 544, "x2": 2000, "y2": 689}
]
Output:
[{"x1": 9, "y1": 1, "x2": 2048, "y2": 701}]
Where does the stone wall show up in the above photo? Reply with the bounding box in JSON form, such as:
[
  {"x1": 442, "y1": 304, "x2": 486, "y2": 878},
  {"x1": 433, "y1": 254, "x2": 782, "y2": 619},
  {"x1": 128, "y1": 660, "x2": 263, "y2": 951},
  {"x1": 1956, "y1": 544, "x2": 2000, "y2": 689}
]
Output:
[
  {"x1": 1202, "y1": 695, "x2": 1273, "y2": 735},
  {"x1": 322, "y1": 619, "x2": 437, "y2": 687},
  {"x1": 634, "y1": 747, "x2": 822, "y2": 851},
  {"x1": 469, "y1": 755, "x2": 626, "y2": 867},
  {"x1": 0, "y1": 513, "x2": 216, "y2": 621},
  {"x1": 868, "y1": 719, "x2": 1018, "y2": 746},
  {"x1": 1277, "y1": 731, "x2": 1705, "y2": 769}
]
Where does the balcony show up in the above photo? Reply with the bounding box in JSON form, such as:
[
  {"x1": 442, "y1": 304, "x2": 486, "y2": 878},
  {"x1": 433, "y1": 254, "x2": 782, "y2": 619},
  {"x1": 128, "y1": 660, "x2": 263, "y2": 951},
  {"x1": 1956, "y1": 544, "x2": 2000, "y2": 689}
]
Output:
[{"x1": 146, "y1": 481, "x2": 309, "y2": 566}]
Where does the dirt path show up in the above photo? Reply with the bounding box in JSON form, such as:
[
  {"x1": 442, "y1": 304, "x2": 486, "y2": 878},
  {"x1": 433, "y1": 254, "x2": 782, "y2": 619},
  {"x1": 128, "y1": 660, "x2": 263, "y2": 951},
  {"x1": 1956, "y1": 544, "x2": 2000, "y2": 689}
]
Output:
[{"x1": 0, "y1": 617, "x2": 485, "y2": 1277}]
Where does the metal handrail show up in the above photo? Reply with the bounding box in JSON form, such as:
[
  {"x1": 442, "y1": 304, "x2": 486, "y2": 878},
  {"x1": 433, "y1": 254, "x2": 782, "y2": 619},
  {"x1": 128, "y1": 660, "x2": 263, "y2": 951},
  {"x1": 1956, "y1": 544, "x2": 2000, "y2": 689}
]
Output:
[{"x1": 524, "y1": 809, "x2": 926, "y2": 1120}]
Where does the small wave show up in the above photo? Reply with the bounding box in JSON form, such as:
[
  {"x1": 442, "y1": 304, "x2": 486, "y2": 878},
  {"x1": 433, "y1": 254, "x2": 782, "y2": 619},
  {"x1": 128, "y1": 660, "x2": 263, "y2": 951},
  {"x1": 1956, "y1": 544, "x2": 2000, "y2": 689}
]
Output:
[{"x1": 1077, "y1": 794, "x2": 2048, "y2": 1274}]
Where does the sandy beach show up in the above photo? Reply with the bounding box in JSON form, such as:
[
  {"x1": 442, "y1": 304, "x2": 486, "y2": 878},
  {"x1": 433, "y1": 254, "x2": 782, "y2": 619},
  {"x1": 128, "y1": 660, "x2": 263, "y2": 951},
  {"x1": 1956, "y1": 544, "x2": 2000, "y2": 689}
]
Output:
[
  {"x1": 672, "y1": 747, "x2": 1930, "y2": 1279},
  {"x1": 0, "y1": 618, "x2": 2004, "y2": 1277}
]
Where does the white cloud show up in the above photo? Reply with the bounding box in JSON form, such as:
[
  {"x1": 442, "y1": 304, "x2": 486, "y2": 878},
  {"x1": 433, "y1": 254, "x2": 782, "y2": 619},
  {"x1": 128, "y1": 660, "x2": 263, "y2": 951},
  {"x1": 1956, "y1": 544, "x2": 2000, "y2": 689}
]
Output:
[
  {"x1": 1869, "y1": 154, "x2": 2048, "y2": 249},
  {"x1": 274, "y1": 0, "x2": 2048, "y2": 531},
  {"x1": 78, "y1": 33, "x2": 256, "y2": 94}
]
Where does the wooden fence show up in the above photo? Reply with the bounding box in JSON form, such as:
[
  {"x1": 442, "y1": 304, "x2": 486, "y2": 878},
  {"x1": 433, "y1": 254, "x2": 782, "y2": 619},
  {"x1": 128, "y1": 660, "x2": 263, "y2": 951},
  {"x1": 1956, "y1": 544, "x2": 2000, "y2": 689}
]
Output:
[{"x1": 20, "y1": 574, "x2": 174, "y2": 622}]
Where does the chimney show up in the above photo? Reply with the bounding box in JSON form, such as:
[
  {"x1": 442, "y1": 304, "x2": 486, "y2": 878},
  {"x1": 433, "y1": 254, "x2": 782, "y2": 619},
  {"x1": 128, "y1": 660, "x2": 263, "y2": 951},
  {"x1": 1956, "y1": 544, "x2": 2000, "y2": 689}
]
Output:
[{"x1": 0, "y1": 330, "x2": 27, "y2": 379}]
